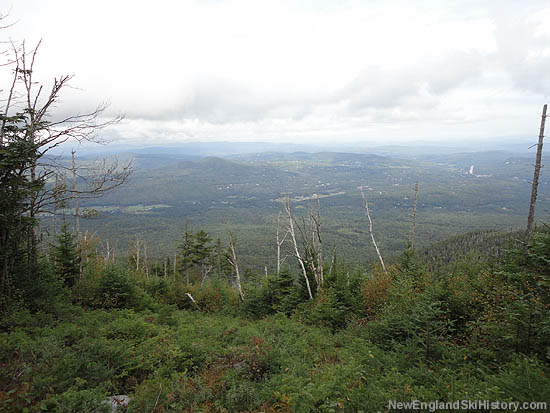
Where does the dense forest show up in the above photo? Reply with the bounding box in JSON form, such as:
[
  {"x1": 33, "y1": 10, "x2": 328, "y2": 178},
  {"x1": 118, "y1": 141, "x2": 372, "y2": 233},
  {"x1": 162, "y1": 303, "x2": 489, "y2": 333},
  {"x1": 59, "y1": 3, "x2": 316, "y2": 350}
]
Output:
[{"x1": 2, "y1": 19, "x2": 550, "y2": 413}]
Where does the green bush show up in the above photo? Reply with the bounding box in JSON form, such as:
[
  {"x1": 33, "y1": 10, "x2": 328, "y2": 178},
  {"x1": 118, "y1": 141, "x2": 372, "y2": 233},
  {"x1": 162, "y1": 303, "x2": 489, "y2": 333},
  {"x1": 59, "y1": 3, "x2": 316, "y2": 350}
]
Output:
[
  {"x1": 73, "y1": 265, "x2": 155, "y2": 310},
  {"x1": 44, "y1": 388, "x2": 110, "y2": 413}
]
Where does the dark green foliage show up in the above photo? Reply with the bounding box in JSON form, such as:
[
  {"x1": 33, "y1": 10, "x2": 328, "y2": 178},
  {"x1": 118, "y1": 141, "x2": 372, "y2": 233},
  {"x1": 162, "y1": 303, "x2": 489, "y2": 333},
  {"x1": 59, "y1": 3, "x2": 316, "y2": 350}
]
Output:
[
  {"x1": 72, "y1": 265, "x2": 155, "y2": 310},
  {"x1": 178, "y1": 228, "x2": 214, "y2": 283},
  {"x1": 417, "y1": 229, "x2": 523, "y2": 274},
  {"x1": 485, "y1": 356, "x2": 550, "y2": 401},
  {"x1": 11, "y1": 257, "x2": 70, "y2": 314},
  {"x1": 46, "y1": 388, "x2": 110, "y2": 413},
  {"x1": 241, "y1": 268, "x2": 304, "y2": 318},
  {"x1": 98, "y1": 266, "x2": 136, "y2": 308},
  {"x1": 301, "y1": 267, "x2": 364, "y2": 331},
  {"x1": 97, "y1": 266, "x2": 156, "y2": 310},
  {"x1": 0, "y1": 119, "x2": 43, "y2": 300},
  {"x1": 53, "y1": 222, "x2": 80, "y2": 287}
]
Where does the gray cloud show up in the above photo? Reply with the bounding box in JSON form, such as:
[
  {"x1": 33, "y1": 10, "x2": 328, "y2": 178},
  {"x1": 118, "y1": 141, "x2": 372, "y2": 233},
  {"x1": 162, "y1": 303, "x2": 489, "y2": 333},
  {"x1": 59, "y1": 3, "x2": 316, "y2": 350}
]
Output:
[{"x1": 4, "y1": 0, "x2": 550, "y2": 144}]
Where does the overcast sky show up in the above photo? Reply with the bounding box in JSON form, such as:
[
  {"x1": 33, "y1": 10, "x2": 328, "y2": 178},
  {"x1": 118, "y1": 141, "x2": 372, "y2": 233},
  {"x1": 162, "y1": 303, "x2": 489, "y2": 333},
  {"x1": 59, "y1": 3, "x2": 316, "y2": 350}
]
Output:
[{"x1": 2, "y1": 0, "x2": 550, "y2": 146}]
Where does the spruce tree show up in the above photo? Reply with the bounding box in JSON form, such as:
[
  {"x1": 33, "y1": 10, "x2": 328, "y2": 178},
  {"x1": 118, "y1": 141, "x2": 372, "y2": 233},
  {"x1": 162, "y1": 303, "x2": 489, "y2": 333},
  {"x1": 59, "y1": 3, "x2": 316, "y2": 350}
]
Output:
[{"x1": 53, "y1": 222, "x2": 80, "y2": 287}]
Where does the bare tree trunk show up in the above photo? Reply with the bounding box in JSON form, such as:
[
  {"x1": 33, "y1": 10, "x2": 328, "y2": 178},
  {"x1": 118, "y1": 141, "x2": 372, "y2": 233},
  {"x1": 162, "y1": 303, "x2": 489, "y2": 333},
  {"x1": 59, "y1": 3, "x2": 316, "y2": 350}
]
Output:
[
  {"x1": 312, "y1": 196, "x2": 324, "y2": 288},
  {"x1": 282, "y1": 197, "x2": 313, "y2": 300},
  {"x1": 276, "y1": 211, "x2": 289, "y2": 276},
  {"x1": 144, "y1": 241, "x2": 149, "y2": 278},
  {"x1": 103, "y1": 240, "x2": 111, "y2": 263},
  {"x1": 132, "y1": 238, "x2": 143, "y2": 272},
  {"x1": 328, "y1": 248, "x2": 336, "y2": 277},
  {"x1": 185, "y1": 292, "x2": 200, "y2": 309},
  {"x1": 173, "y1": 253, "x2": 177, "y2": 277},
  {"x1": 360, "y1": 185, "x2": 386, "y2": 272},
  {"x1": 200, "y1": 265, "x2": 213, "y2": 286},
  {"x1": 136, "y1": 244, "x2": 140, "y2": 271},
  {"x1": 409, "y1": 182, "x2": 419, "y2": 250},
  {"x1": 227, "y1": 229, "x2": 244, "y2": 300},
  {"x1": 526, "y1": 103, "x2": 547, "y2": 246}
]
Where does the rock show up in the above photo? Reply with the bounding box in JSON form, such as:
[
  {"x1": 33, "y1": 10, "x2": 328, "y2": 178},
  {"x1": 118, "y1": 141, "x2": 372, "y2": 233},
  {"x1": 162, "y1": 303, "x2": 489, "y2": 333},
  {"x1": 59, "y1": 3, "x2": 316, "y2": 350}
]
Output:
[{"x1": 104, "y1": 395, "x2": 131, "y2": 412}]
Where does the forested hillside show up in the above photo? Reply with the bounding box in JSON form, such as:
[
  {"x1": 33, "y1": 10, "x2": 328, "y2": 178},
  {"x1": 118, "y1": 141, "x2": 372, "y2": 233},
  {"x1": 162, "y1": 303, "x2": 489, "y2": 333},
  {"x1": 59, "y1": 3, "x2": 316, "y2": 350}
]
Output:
[{"x1": 40, "y1": 149, "x2": 550, "y2": 273}]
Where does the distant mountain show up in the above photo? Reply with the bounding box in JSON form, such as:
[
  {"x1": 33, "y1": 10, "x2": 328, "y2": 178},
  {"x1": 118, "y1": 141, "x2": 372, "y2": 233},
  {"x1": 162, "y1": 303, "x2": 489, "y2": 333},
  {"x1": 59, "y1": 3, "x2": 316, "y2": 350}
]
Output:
[
  {"x1": 229, "y1": 151, "x2": 389, "y2": 163},
  {"x1": 49, "y1": 136, "x2": 536, "y2": 161},
  {"x1": 55, "y1": 141, "x2": 329, "y2": 158}
]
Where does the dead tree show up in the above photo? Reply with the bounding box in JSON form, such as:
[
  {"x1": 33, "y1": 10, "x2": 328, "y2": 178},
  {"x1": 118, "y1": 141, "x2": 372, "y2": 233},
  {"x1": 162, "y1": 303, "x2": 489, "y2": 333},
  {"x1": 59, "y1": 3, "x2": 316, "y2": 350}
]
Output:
[
  {"x1": 526, "y1": 103, "x2": 547, "y2": 246},
  {"x1": 102, "y1": 239, "x2": 117, "y2": 264},
  {"x1": 143, "y1": 240, "x2": 149, "y2": 278},
  {"x1": 227, "y1": 229, "x2": 244, "y2": 300},
  {"x1": 276, "y1": 211, "x2": 289, "y2": 275},
  {"x1": 360, "y1": 185, "x2": 386, "y2": 272},
  {"x1": 409, "y1": 182, "x2": 419, "y2": 251},
  {"x1": 281, "y1": 197, "x2": 313, "y2": 300},
  {"x1": 185, "y1": 293, "x2": 200, "y2": 309},
  {"x1": 130, "y1": 237, "x2": 145, "y2": 272},
  {"x1": 293, "y1": 198, "x2": 324, "y2": 291},
  {"x1": 312, "y1": 196, "x2": 324, "y2": 287}
]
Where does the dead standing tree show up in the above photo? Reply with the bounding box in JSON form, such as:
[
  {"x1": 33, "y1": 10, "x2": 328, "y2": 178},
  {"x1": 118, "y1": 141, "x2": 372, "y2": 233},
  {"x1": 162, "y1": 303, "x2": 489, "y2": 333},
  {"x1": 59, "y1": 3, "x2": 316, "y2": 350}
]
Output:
[
  {"x1": 130, "y1": 237, "x2": 145, "y2": 272},
  {"x1": 526, "y1": 103, "x2": 547, "y2": 247},
  {"x1": 281, "y1": 197, "x2": 314, "y2": 300},
  {"x1": 360, "y1": 185, "x2": 386, "y2": 273},
  {"x1": 294, "y1": 196, "x2": 324, "y2": 291},
  {"x1": 310, "y1": 196, "x2": 324, "y2": 288},
  {"x1": 227, "y1": 229, "x2": 244, "y2": 300},
  {"x1": 275, "y1": 211, "x2": 290, "y2": 276}
]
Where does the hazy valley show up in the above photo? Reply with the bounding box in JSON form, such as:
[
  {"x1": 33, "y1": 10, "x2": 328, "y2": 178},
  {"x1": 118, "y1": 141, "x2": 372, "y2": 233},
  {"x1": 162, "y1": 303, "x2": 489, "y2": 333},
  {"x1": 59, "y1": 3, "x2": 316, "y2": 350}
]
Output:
[{"x1": 43, "y1": 143, "x2": 550, "y2": 271}]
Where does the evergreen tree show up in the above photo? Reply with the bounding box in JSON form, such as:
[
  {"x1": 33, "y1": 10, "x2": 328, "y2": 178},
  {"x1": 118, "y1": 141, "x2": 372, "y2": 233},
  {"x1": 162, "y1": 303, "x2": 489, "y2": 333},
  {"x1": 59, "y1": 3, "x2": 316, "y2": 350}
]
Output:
[
  {"x1": 213, "y1": 238, "x2": 233, "y2": 280},
  {"x1": 178, "y1": 229, "x2": 213, "y2": 283},
  {"x1": 0, "y1": 114, "x2": 43, "y2": 297},
  {"x1": 178, "y1": 228, "x2": 195, "y2": 284},
  {"x1": 192, "y1": 230, "x2": 213, "y2": 279},
  {"x1": 53, "y1": 222, "x2": 80, "y2": 287}
]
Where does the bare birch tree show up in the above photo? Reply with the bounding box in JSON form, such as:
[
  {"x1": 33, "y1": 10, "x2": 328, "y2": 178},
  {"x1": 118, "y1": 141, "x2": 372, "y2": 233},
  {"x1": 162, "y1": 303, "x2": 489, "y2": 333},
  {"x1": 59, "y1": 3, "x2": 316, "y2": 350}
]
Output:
[
  {"x1": 276, "y1": 211, "x2": 289, "y2": 275},
  {"x1": 292, "y1": 198, "x2": 324, "y2": 291},
  {"x1": 130, "y1": 237, "x2": 145, "y2": 272},
  {"x1": 281, "y1": 197, "x2": 313, "y2": 300},
  {"x1": 101, "y1": 239, "x2": 117, "y2": 264},
  {"x1": 360, "y1": 185, "x2": 386, "y2": 272},
  {"x1": 227, "y1": 229, "x2": 244, "y2": 300}
]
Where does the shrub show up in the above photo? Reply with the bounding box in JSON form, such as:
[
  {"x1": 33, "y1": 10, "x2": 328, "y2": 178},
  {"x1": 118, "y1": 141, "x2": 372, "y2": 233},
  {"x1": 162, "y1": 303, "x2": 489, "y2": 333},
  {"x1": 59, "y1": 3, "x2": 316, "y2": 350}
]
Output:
[
  {"x1": 361, "y1": 270, "x2": 392, "y2": 319},
  {"x1": 44, "y1": 388, "x2": 110, "y2": 413}
]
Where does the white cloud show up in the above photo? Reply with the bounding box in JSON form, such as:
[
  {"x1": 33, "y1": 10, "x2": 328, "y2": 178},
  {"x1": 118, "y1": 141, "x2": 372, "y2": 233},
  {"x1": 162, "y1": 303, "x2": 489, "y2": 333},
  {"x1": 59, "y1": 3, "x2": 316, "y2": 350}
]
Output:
[{"x1": 2, "y1": 0, "x2": 550, "y2": 145}]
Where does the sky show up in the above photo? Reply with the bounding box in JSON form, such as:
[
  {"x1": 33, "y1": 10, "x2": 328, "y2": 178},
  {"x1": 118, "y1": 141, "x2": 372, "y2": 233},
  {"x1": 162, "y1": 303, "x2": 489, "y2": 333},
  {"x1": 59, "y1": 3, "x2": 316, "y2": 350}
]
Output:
[{"x1": 2, "y1": 0, "x2": 550, "y2": 147}]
